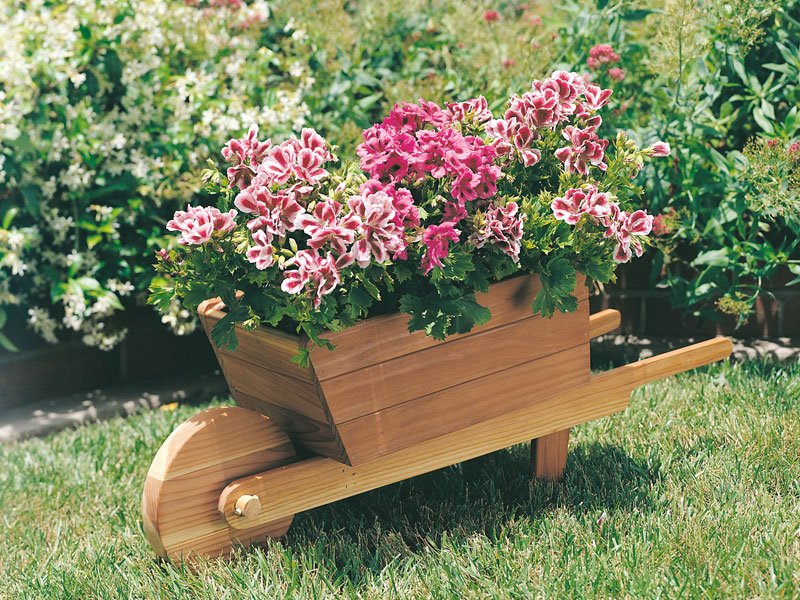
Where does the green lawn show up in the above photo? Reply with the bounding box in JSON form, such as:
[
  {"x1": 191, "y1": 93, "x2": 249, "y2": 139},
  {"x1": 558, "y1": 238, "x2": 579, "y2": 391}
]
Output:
[{"x1": 1, "y1": 360, "x2": 799, "y2": 598}]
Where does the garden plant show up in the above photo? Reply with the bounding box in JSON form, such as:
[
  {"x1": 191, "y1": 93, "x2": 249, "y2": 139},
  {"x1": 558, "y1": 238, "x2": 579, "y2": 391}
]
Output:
[{"x1": 152, "y1": 71, "x2": 667, "y2": 356}]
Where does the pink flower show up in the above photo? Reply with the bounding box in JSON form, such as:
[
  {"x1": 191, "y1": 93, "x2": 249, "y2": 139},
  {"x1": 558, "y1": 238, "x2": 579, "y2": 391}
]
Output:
[
  {"x1": 293, "y1": 147, "x2": 328, "y2": 183},
  {"x1": 587, "y1": 44, "x2": 620, "y2": 70},
  {"x1": 535, "y1": 70, "x2": 586, "y2": 108},
  {"x1": 167, "y1": 205, "x2": 237, "y2": 245},
  {"x1": 602, "y1": 204, "x2": 653, "y2": 263},
  {"x1": 299, "y1": 128, "x2": 333, "y2": 162},
  {"x1": 583, "y1": 84, "x2": 613, "y2": 112},
  {"x1": 551, "y1": 186, "x2": 612, "y2": 224},
  {"x1": 555, "y1": 125, "x2": 609, "y2": 175},
  {"x1": 357, "y1": 125, "x2": 416, "y2": 182},
  {"x1": 296, "y1": 199, "x2": 359, "y2": 255},
  {"x1": 281, "y1": 250, "x2": 342, "y2": 308},
  {"x1": 236, "y1": 186, "x2": 305, "y2": 236},
  {"x1": 652, "y1": 210, "x2": 676, "y2": 236},
  {"x1": 445, "y1": 96, "x2": 493, "y2": 124},
  {"x1": 347, "y1": 191, "x2": 405, "y2": 267},
  {"x1": 607, "y1": 67, "x2": 625, "y2": 82},
  {"x1": 485, "y1": 118, "x2": 517, "y2": 157},
  {"x1": 421, "y1": 222, "x2": 460, "y2": 274},
  {"x1": 648, "y1": 141, "x2": 671, "y2": 157},
  {"x1": 221, "y1": 125, "x2": 271, "y2": 189},
  {"x1": 483, "y1": 9, "x2": 500, "y2": 22},
  {"x1": 262, "y1": 143, "x2": 296, "y2": 185},
  {"x1": 469, "y1": 202, "x2": 525, "y2": 261},
  {"x1": 246, "y1": 230, "x2": 275, "y2": 270},
  {"x1": 361, "y1": 180, "x2": 420, "y2": 228}
]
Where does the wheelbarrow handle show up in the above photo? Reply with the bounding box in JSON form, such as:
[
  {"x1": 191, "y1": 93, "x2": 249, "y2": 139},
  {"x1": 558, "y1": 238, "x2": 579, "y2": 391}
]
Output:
[{"x1": 598, "y1": 336, "x2": 734, "y2": 391}]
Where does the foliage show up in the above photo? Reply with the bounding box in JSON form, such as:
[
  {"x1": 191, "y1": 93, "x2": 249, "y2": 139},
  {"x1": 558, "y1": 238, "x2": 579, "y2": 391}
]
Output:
[
  {"x1": 547, "y1": 0, "x2": 800, "y2": 325},
  {"x1": 0, "y1": 0, "x2": 309, "y2": 349},
  {"x1": 153, "y1": 73, "x2": 663, "y2": 358}
]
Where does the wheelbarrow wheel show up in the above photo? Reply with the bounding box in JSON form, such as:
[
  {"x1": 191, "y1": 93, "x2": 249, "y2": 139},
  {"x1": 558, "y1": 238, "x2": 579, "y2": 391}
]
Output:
[{"x1": 142, "y1": 406, "x2": 297, "y2": 562}]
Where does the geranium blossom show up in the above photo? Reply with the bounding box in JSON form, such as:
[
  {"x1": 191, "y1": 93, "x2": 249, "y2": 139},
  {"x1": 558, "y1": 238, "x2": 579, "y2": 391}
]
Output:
[
  {"x1": 421, "y1": 222, "x2": 460, "y2": 273},
  {"x1": 648, "y1": 141, "x2": 671, "y2": 157},
  {"x1": 602, "y1": 204, "x2": 654, "y2": 263},
  {"x1": 166, "y1": 205, "x2": 236, "y2": 245},
  {"x1": 551, "y1": 186, "x2": 612, "y2": 224},
  {"x1": 297, "y1": 199, "x2": 359, "y2": 255},
  {"x1": 246, "y1": 230, "x2": 275, "y2": 270},
  {"x1": 555, "y1": 126, "x2": 609, "y2": 174},
  {"x1": 281, "y1": 250, "x2": 342, "y2": 307},
  {"x1": 469, "y1": 202, "x2": 525, "y2": 261},
  {"x1": 347, "y1": 190, "x2": 405, "y2": 267},
  {"x1": 445, "y1": 96, "x2": 493, "y2": 124}
]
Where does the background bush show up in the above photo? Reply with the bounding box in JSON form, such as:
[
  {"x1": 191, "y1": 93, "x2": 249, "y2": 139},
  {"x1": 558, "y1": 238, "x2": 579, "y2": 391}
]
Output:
[{"x1": 2, "y1": 0, "x2": 798, "y2": 351}]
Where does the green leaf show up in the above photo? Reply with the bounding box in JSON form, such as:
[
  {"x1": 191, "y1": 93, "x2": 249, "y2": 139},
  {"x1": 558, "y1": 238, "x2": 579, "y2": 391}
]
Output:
[
  {"x1": 533, "y1": 256, "x2": 579, "y2": 317},
  {"x1": 0, "y1": 331, "x2": 19, "y2": 352},
  {"x1": 692, "y1": 249, "x2": 730, "y2": 268},
  {"x1": 147, "y1": 283, "x2": 174, "y2": 312},
  {"x1": 211, "y1": 312, "x2": 239, "y2": 351},
  {"x1": 289, "y1": 347, "x2": 310, "y2": 368},
  {"x1": 580, "y1": 260, "x2": 615, "y2": 284}
]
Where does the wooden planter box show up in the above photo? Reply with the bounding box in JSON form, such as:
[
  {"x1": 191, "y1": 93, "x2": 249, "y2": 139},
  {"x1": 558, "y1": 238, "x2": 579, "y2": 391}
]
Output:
[
  {"x1": 197, "y1": 275, "x2": 589, "y2": 466},
  {"x1": 143, "y1": 274, "x2": 732, "y2": 562}
]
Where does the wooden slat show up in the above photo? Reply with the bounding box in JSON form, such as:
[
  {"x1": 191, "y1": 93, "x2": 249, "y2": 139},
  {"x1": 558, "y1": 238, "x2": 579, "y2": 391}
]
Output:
[
  {"x1": 532, "y1": 429, "x2": 570, "y2": 480},
  {"x1": 321, "y1": 301, "x2": 589, "y2": 423},
  {"x1": 589, "y1": 309, "x2": 621, "y2": 338},
  {"x1": 336, "y1": 343, "x2": 590, "y2": 464},
  {"x1": 223, "y1": 356, "x2": 329, "y2": 424},
  {"x1": 310, "y1": 275, "x2": 589, "y2": 381},
  {"x1": 611, "y1": 336, "x2": 733, "y2": 387},
  {"x1": 142, "y1": 407, "x2": 297, "y2": 561},
  {"x1": 219, "y1": 336, "x2": 731, "y2": 529},
  {"x1": 233, "y1": 389, "x2": 348, "y2": 463},
  {"x1": 220, "y1": 373, "x2": 630, "y2": 528}
]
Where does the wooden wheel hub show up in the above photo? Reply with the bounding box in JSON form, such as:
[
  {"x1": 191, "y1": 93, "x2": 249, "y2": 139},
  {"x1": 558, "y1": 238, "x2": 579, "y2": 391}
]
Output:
[{"x1": 142, "y1": 406, "x2": 297, "y2": 562}]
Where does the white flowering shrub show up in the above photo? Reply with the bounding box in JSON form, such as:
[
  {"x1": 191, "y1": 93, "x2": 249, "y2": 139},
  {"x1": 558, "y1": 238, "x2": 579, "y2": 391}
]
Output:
[{"x1": 0, "y1": 0, "x2": 312, "y2": 350}]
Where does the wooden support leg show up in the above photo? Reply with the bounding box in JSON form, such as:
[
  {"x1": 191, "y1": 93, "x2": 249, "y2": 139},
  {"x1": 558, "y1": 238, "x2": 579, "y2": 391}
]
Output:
[{"x1": 531, "y1": 428, "x2": 570, "y2": 481}]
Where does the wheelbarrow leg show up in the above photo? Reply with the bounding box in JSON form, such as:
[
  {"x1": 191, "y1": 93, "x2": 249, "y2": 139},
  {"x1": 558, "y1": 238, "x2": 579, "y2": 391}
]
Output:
[{"x1": 531, "y1": 428, "x2": 570, "y2": 480}]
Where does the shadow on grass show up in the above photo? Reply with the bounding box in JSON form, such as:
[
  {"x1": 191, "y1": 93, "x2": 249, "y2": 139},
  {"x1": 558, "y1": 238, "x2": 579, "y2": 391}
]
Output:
[{"x1": 279, "y1": 441, "x2": 660, "y2": 577}]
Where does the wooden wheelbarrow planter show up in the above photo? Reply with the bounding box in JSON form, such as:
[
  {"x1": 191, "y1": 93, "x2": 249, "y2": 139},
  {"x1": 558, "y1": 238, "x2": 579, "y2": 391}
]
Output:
[{"x1": 142, "y1": 275, "x2": 732, "y2": 562}]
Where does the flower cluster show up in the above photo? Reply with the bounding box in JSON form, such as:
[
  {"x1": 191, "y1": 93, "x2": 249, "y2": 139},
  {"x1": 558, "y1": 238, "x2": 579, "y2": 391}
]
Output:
[
  {"x1": 587, "y1": 44, "x2": 620, "y2": 70},
  {"x1": 156, "y1": 70, "x2": 667, "y2": 352},
  {"x1": 551, "y1": 185, "x2": 653, "y2": 263},
  {"x1": 1, "y1": 0, "x2": 309, "y2": 349}
]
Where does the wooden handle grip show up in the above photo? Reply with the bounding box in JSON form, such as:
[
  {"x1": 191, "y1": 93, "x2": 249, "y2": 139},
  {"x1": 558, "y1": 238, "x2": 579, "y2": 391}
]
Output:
[
  {"x1": 610, "y1": 336, "x2": 733, "y2": 389},
  {"x1": 589, "y1": 309, "x2": 621, "y2": 338}
]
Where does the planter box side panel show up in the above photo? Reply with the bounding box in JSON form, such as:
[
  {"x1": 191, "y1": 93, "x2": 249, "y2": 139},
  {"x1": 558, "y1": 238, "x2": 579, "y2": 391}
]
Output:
[
  {"x1": 319, "y1": 298, "x2": 590, "y2": 423},
  {"x1": 310, "y1": 275, "x2": 588, "y2": 381},
  {"x1": 335, "y1": 311, "x2": 591, "y2": 464},
  {"x1": 198, "y1": 300, "x2": 348, "y2": 464}
]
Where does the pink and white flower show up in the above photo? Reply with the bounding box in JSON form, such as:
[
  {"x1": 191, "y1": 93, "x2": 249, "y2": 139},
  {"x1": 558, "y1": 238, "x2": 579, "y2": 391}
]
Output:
[
  {"x1": 555, "y1": 125, "x2": 609, "y2": 175},
  {"x1": 246, "y1": 230, "x2": 275, "y2": 270},
  {"x1": 602, "y1": 204, "x2": 654, "y2": 263},
  {"x1": 167, "y1": 205, "x2": 236, "y2": 245},
  {"x1": 551, "y1": 186, "x2": 612, "y2": 224},
  {"x1": 647, "y1": 141, "x2": 671, "y2": 157},
  {"x1": 445, "y1": 96, "x2": 493, "y2": 124},
  {"x1": 296, "y1": 199, "x2": 359, "y2": 255},
  {"x1": 281, "y1": 250, "x2": 343, "y2": 307},
  {"x1": 347, "y1": 190, "x2": 405, "y2": 267},
  {"x1": 469, "y1": 202, "x2": 525, "y2": 261}
]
